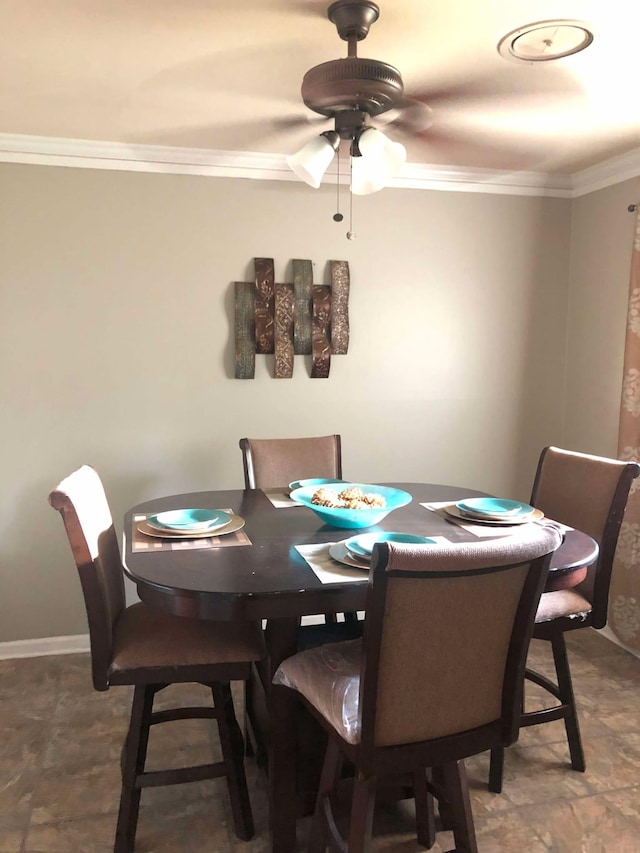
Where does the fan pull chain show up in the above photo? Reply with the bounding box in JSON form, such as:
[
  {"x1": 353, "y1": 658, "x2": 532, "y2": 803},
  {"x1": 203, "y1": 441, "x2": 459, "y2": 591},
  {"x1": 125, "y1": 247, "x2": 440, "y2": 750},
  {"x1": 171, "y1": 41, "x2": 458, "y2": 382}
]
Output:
[
  {"x1": 333, "y1": 144, "x2": 343, "y2": 223},
  {"x1": 347, "y1": 153, "x2": 355, "y2": 240}
]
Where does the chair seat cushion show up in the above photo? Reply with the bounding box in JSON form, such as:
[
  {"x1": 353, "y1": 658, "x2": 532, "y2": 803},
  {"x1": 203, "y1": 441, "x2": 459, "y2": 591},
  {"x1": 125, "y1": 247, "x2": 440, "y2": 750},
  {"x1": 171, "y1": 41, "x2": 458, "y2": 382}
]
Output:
[
  {"x1": 109, "y1": 603, "x2": 265, "y2": 681},
  {"x1": 535, "y1": 588, "x2": 592, "y2": 623},
  {"x1": 273, "y1": 638, "x2": 363, "y2": 744}
]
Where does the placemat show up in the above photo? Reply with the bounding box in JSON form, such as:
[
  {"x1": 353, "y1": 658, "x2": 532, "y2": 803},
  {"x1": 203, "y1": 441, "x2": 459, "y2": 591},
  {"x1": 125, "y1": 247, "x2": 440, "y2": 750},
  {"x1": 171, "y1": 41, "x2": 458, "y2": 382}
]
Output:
[
  {"x1": 132, "y1": 512, "x2": 252, "y2": 552},
  {"x1": 263, "y1": 490, "x2": 304, "y2": 508},
  {"x1": 295, "y1": 543, "x2": 368, "y2": 584},
  {"x1": 295, "y1": 536, "x2": 450, "y2": 585}
]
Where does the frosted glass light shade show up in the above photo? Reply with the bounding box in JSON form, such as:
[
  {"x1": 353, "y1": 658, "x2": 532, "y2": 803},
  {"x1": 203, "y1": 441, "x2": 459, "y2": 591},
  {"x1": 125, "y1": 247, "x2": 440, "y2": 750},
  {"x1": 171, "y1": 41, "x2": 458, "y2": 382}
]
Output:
[
  {"x1": 350, "y1": 154, "x2": 385, "y2": 195},
  {"x1": 351, "y1": 128, "x2": 407, "y2": 195},
  {"x1": 286, "y1": 133, "x2": 339, "y2": 188}
]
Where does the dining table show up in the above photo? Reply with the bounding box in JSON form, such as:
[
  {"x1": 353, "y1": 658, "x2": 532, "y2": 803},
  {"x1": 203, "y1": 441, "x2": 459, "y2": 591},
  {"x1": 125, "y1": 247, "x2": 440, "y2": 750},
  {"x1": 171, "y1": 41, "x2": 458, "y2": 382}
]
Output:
[{"x1": 122, "y1": 482, "x2": 599, "y2": 853}]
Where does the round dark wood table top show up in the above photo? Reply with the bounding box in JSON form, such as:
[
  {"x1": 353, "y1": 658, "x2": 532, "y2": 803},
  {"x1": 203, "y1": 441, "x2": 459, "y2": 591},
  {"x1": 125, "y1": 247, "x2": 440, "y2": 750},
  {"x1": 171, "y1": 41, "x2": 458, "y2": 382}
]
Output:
[{"x1": 123, "y1": 482, "x2": 598, "y2": 622}]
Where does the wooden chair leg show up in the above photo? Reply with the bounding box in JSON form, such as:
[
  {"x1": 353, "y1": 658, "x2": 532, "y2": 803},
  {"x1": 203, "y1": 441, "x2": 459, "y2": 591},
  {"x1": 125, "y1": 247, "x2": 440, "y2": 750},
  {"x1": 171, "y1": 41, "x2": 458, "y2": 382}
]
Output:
[
  {"x1": 243, "y1": 677, "x2": 256, "y2": 758},
  {"x1": 551, "y1": 633, "x2": 585, "y2": 772},
  {"x1": 488, "y1": 746, "x2": 504, "y2": 793},
  {"x1": 347, "y1": 770, "x2": 377, "y2": 853},
  {"x1": 114, "y1": 684, "x2": 154, "y2": 853},
  {"x1": 308, "y1": 738, "x2": 344, "y2": 853},
  {"x1": 414, "y1": 768, "x2": 436, "y2": 848},
  {"x1": 212, "y1": 682, "x2": 254, "y2": 841},
  {"x1": 439, "y1": 760, "x2": 478, "y2": 853},
  {"x1": 431, "y1": 765, "x2": 453, "y2": 831},
  {"x1": 488, "y1": 634, "x2": 585, "y2": 795}
]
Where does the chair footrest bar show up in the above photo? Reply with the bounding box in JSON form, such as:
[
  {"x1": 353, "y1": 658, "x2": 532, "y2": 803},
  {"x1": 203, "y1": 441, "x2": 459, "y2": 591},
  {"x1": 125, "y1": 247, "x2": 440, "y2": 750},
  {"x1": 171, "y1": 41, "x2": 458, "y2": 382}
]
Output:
[
  {"x1": 521, "y1": 704, "x2": 570, "y2": 726},
  {"x1": 323, "y1": 796, "x2": 348, "y2": 853},
  {"x1": 136, "y1": 762, "x2": 227, "y2": 789},
  {"x1": 525, "y1": 668, "x2": 561, "y2": 700},
  {"x1": 151, "y1": 707, "x2": 218, "y2": 725}
]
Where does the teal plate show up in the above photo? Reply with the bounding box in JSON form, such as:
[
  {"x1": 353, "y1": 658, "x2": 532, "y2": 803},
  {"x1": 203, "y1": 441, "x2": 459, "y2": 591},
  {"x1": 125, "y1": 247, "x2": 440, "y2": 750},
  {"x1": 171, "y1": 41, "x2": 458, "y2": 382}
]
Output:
[
  {"x1": 147, "y1": 509, "x2": 231, "y2": 532},
  {"x1": 288, "y1": 478, "x2": 345, "y2": 492},
  {"x1": 345, "y1": 531, "x2": 436, "y2": 559},
  {"x1": 455, "y1": 497, "x2": 534, "y2": 518}
]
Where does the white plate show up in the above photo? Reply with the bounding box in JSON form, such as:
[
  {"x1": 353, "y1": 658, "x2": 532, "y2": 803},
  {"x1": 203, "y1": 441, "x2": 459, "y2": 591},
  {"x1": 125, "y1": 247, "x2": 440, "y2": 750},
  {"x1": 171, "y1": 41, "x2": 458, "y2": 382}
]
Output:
[{"x1": 328, "y1": 541, "x2": 370, "y2": 570}]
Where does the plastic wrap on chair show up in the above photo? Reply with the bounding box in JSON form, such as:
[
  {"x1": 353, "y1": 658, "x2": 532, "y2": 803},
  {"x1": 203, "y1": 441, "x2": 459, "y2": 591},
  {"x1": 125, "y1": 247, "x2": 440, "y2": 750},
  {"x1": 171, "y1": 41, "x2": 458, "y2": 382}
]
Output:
[{"x1": 273, "y1": 638, "x2": 362, "y2": 743}]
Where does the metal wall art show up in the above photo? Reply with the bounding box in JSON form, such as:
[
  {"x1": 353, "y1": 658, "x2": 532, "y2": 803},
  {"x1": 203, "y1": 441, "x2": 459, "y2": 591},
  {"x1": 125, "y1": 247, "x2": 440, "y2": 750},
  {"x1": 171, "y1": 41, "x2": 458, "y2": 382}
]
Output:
[{"x1": 234, "y1": 258, "x2": 350, "y2": 379}]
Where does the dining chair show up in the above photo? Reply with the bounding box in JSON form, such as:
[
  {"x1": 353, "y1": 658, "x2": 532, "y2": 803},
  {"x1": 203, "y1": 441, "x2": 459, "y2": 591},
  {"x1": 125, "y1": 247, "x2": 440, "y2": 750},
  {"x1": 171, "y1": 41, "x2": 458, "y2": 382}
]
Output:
[
  {"x1": 239, "y1": 433, "x2": 359, "y2": 625},
  {"x1": 239, "y1": 433, "x2": 361, "y2": 773},
  {"x1": 488, "y1": 446, "x2": 640, "y2": 793},
  {"x1": 239, "y1": 434, "x2": 343, "y2": 491},
  {"x1": 273, "y1": 525, "x2": 562, "y2": 852},
  {"x1": 49, "y1": 465, "x2": 266, "y2": 852}
]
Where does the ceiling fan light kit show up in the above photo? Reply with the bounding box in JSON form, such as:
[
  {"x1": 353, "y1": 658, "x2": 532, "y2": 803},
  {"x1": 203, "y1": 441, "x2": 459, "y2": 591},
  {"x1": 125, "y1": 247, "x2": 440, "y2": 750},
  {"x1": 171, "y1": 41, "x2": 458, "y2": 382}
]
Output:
[
  {"x1": 286, "y1": 0, "x2": 409, "y2": 235},
  {"x1": 350, "y1": 127, "x2": 406, "y2": 195},
  {"x1": 286, "y1": 131, "x2": 340, "y2": 188}
]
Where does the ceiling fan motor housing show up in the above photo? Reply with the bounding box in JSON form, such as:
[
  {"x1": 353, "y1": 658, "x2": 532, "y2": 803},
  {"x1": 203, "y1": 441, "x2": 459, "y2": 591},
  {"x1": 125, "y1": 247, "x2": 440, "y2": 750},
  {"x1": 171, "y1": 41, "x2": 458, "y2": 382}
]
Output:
[
  {"x1": 301, "y1": 57, "x2": 404, "y2": 118},
  {"x1": 328, "y1": 0, "x2": 380, "y2": 41}
]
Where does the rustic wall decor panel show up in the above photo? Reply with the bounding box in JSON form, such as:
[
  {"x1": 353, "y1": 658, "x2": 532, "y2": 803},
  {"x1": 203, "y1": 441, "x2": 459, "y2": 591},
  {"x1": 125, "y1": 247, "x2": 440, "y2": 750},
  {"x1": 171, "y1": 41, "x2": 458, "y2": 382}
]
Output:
[
  {"x1": 274, "y1": 282, "x2": 295, "y2": 378},
  {"x1": 311, "y1": 285, "x2": 332, "y2": 379},
  {"x1": 292, "y1": 259, "x2": 313, "y2": 355},
  {"x1": 234, "y1": 281, "x2": 256, "y2": 379},
  {"x1": 330, "y1": 260, "x2": 350, "y2": 355},
  {"x1": 233, "y1": 258, "x2": 350, "y2": 378},
  {"x1": 254, "y1": 257, "x2": 275, "y2": 354}
]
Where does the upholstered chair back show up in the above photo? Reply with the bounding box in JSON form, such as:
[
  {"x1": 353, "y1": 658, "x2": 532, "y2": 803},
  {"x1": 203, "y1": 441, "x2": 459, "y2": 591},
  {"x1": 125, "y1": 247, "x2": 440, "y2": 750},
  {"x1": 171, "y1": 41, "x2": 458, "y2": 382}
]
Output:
[
  {"x1": 49, "y1": 465, "x2": 126, "y2": 691},
  {"x1": 360, "y1": 527, "x2": 561, "y2": 752},
  {"x1": 239, "y1": 435, "x2": 342, "y2": 490},
  {"x1": 530, "y1": 446, "x2": 639, "y2": 627}
]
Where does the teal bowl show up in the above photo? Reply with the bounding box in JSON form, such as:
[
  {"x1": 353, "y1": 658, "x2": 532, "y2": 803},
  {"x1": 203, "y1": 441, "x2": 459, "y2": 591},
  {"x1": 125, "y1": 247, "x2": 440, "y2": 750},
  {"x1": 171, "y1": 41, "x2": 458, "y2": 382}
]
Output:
[{"x1": 289, "y1": 483, "x2": 413, "y2": 529}]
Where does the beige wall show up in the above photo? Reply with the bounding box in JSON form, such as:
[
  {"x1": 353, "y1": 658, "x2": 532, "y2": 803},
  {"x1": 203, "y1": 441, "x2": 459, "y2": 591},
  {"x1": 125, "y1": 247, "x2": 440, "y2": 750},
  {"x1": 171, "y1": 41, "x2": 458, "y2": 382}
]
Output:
[
  {"x1": 1, "y1": 162, "x2": 574, "y2": 642},
  {"x1": 564, "y1": 177, "x2": 640, "y2": 455}
]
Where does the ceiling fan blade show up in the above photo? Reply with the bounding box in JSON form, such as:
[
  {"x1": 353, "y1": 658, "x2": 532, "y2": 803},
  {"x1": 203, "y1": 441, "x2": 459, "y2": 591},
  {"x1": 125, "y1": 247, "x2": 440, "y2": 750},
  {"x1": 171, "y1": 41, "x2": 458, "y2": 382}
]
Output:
[
  {"x1": 139, "y1": 41, "x2": 316, "y2": 106},
  {"x1": 403, "y1": 122, "x2": 562, "y2": 174},
  {"x1": 124, "y1": 113, "x2": 330, "y2": 152},
  {"x1": 403, "y1": 63, "x2": 583, "y2": 112},
  {"x1": 288, "y1": 1, "x2": 331, "y2": 17},
  {"x1": 382, "y1": 100, "x2": 435, "y2": 136}
]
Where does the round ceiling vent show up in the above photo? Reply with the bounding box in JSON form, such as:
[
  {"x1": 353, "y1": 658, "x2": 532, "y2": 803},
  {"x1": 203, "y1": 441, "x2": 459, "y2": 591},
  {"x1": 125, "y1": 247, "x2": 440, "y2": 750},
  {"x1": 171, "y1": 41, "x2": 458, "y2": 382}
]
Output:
[{"x1": 498, "y1": 20, "x2": 594, "y2": 63}]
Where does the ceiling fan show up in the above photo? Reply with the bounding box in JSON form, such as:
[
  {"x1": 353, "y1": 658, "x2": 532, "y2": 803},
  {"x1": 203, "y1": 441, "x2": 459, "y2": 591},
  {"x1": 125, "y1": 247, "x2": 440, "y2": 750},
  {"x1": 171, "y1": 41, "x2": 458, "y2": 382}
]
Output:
[
  {"x1": 285, "y1": 0, "x2": 583, "y2": 196},
  {"x1": 286, "y1": 0, "x2": 419, "y2": 195},
  {"x1": 133, "y1": 0, "x2": 585, "y2": 188}
]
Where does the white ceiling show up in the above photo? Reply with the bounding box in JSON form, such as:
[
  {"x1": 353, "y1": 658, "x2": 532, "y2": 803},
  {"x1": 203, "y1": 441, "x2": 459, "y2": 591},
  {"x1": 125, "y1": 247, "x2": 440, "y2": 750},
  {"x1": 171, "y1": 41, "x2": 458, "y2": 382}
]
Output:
[{"x1": 1, "y1": 0, "x2": 639, "y2": 177}]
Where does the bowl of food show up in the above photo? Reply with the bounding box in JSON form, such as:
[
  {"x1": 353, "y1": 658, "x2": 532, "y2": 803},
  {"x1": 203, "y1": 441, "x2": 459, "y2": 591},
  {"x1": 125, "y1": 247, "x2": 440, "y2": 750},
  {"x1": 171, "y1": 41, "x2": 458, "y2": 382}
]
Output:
[{"x1": 289, "y1": 483, "x2": 412, "y2": 529}]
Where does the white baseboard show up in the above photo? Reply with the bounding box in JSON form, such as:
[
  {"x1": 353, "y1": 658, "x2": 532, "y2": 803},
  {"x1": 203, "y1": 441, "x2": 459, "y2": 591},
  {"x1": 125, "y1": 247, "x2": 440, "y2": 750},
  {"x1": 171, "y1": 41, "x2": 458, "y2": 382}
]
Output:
[
  {"x1": 0, "y1": 634, "x2": 90, "y2": 660},
  {"x1": 1, "y1": 623, "x2": 635, "y2": 662}
]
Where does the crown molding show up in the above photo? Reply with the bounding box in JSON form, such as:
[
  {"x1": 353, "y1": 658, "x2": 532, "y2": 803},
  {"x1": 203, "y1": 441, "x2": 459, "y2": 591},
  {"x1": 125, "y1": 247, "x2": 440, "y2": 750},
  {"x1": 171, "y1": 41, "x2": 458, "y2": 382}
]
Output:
[
  {"x1": 0, "y1": 134, "x2": 298, "y2": 181},
  {"x1": 1, "y1": 133, "x2": 638, "y2": 198},
  {"x1": 391, "y1": 162, "x2": 573, "y2": 196},
  {"x1": 571, "y1": 147, "x2": 640, "y2": 196}
]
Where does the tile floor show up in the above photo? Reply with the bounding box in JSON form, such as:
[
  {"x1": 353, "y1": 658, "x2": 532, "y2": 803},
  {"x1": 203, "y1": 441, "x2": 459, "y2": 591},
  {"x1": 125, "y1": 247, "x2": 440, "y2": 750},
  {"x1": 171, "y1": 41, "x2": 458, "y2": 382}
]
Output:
[{"x1": 1, "y1": 629, "x2": 639, "y2": 852}]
